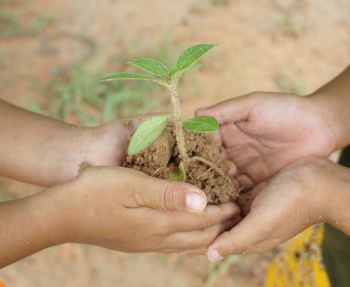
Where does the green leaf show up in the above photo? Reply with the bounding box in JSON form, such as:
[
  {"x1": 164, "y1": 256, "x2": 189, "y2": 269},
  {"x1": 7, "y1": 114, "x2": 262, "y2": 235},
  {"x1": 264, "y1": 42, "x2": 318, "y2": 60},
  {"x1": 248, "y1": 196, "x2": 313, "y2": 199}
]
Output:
[
  {"x1": 128, "y1": 58, "x2": 170, "y2": 80},
  {"x1": 128, "y1": 115, "x2": 169, "y2": 155},
  {"x1": 100, "y1": 72, "x2": 161, "y2": 82},
  {"x1": 169, "y1": 162, "x2": 186, "y2": 181},
  {"x1": 183, "y1": 116, "x2": 219, "y2": 133},
  {"x1": 171, "y1": 44, "x2": 215, "y2": 77}
]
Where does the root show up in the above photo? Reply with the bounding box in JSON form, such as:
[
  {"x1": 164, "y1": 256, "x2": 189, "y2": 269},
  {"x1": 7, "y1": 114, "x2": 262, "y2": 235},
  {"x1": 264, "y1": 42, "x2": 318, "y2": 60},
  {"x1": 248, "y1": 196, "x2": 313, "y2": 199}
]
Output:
[
  {"x1": 196, "y1": 166, "x2": 213, "y2": 180},
  {"x1": 152, "y1": 166, "x2": 167, "y2": 176}
]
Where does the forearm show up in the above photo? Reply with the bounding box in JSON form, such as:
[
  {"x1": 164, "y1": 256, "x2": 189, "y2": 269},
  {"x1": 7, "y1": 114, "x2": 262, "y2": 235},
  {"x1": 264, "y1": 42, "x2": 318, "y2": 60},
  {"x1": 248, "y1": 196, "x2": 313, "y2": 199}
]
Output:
[
  {"x1": 0, "y1": 100, "x2": 93, "y2": 186},
  {"x1": 318, "y1": 161, "x2": 350, "y2": 236},
  {"x1": 0, "y1": 187, "x2": 69, "y2": 267},
  {"x1": 310, "y1": 65, "x2": 350, "y2": 149}
]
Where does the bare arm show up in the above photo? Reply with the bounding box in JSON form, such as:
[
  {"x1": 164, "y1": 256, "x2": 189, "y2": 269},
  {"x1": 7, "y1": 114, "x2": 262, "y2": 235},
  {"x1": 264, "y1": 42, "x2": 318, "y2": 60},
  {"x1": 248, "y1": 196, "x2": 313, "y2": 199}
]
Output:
[
  {"x1": 0, "y1": 186, "x2": 66, "y2": 266},
  {"x1": 311, "y1": 65, "x2": 350, "y2": 149},
  {"x1": 0, "y1": 99, "x2": 129, "y2": 186}
]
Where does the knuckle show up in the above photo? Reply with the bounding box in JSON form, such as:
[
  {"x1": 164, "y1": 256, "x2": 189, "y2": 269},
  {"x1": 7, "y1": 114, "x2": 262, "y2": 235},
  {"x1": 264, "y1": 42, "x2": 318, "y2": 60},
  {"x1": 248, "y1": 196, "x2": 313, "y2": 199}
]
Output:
[
  {"x1": 162, "y1": 182, "x2": 179, "y2": 210},
  {"x1": 154, "y1": 218, "x2": 172, "y2": 236},
  {"x1": 210, "y1": 205, "x2": 227, "y2": 222},
  {"x1": 198, "y1": 216, "x2": 212, "y2": 229},
  {"x1": 120, "y1": 171, "x2": 145, "y2": 207},
  {"x1": 163, "y1": 182, "x2": 174, "y2": 210}
]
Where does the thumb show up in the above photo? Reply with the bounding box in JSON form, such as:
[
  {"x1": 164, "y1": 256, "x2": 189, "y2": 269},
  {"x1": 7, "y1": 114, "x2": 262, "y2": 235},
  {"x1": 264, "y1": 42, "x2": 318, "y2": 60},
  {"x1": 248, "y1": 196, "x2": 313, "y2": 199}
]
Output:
[
  {"x1": 126, "y1": 174, "x2": 207, "y2": 213},
  {"x1": 196, "y1": 93, "x2": 259, "y2": 125},
  {"x1": 206, "y1": 206, "x2": 276, "y2": 262}
]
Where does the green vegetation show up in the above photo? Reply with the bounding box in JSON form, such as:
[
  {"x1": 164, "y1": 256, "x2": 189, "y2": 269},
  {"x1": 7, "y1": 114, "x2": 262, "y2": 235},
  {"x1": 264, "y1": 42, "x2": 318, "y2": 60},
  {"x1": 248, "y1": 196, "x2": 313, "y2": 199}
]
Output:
[{"x1": 102, "y1": 44, "x2": 221, "y2": 179}]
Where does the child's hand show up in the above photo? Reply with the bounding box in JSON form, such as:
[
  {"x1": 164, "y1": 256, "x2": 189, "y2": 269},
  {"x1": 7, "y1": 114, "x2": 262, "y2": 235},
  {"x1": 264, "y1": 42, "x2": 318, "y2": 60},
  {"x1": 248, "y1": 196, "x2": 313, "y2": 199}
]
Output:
[
  {"x1": 197, "y1": 93, "x2": 335, "y2": 188},
  {"x1": 0, "y1": 99, "x2": 154, "y2": 186},
  {"x1": 1, "y1": 166, "x2": 240, "y2": 267},
  {"x1": 55, "y1": 166, "x2": 240, "y2": 254},
  {"x1": 206, "y1": 157, "x2": 350, "y2": 262}
]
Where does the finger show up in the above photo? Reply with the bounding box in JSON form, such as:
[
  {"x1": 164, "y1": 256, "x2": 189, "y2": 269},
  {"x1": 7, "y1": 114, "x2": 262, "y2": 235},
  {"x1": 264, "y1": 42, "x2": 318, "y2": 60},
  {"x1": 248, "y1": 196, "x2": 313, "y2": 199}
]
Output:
[
  {"x1": 226, "y1": 145, "x2": 270, "y2": 183},
  {"x1": 124, "y1": 173, "x2": 207, "y2": 213},
  {"x1": 211, "y1": 131, "x2": 223, "y2": 146},
  {"x1": 226, "y1": 145, "x2": 259, "y2": 169},
  {"x1": 158, "y1": 248, "x2": 207, "y2": 255},
  {"x1": 196, "y1": 94, "x2": 259, "y2": 124},
  {"x1": 220, "y1": 124, "x2": 253, "y2": 147},
  {"x1": 179, "y1": 249, "x2": 207, "y2": 256},
  {"x1": 224, "y1": 160, "x2": 238, "y2": 176},
  {"x1": 163, "y1": 219, "x2": 238, "y2": 251},
  {"x1": 154, "y1": 202, "x2": 240, "y2": 233},
  {"x1": 207, "y1": 208, "x2": 275, "y2": 262},
  {"x1": 241, "y1": 161, "x2": 271, "y2": 184},
  {"x1": 236, "y1": 174, "x2": 255, "y2": 191},
  {"x1": 239, "y1": 182, "x2": 268, "y2": 215}
]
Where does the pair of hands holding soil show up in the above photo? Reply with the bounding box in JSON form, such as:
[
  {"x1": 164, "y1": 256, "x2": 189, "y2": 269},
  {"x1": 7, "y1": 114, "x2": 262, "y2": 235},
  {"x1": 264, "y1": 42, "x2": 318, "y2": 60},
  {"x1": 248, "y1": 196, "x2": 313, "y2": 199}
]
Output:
[{"x1": 1, "y1": 66, "x2": 350, "y2": 267}]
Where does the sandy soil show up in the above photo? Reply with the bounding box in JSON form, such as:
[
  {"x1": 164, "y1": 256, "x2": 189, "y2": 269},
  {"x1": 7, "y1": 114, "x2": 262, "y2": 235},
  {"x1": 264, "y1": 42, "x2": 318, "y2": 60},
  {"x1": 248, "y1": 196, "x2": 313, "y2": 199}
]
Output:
[{"x1": 0, "y1": 0, "x2": 349, "y2": 286}]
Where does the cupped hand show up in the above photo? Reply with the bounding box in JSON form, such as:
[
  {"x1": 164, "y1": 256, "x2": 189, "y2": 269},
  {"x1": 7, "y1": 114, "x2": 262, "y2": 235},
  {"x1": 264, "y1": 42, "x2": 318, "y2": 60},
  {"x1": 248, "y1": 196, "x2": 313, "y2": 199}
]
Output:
[
  {"x1": 206, "y1": 157, "x2": 335, "y2": 262},
  {"x1": 59, "y1": 166, "x2": 240, "y2": 254},
  {"x1": 197, "y1": 92, "x2": 335, "y2": 188}
]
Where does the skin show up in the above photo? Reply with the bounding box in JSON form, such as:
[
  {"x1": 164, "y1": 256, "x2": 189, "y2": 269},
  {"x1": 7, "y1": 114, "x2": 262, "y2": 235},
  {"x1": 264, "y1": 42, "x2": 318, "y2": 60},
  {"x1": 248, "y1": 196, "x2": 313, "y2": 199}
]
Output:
[
  {"x1": 0, "y1": 166, "x2": 240, "y2": 267},
  {"x1": 0, "y1": 99, "x2": 130, "y2": 186},
  {"x1": 197, "y1": 65, "x2": 350, "y2": 262},
  {"x1": 0, "y1": 99, "x2": 241, "y2": 267}
]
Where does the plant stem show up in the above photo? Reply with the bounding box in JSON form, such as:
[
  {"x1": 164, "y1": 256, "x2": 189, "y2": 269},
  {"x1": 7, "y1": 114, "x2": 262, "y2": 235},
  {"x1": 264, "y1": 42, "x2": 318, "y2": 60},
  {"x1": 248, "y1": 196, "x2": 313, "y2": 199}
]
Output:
[{"x1": 169, "y1": 80, "x2": 189, "y2": 163}]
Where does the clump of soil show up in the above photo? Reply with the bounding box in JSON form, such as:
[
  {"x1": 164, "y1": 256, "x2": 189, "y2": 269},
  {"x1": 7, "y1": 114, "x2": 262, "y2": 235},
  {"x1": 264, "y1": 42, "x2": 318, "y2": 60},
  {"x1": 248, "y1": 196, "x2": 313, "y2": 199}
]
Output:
[{"x1": 123, "y1": 125, "x2": 239, "y2": 204}]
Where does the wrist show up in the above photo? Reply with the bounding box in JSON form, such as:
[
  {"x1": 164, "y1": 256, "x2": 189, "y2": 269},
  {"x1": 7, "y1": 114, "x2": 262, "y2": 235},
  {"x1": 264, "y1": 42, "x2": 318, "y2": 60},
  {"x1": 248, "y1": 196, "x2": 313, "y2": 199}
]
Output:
[
  {"x1": 83, "y1": 120, "x2": 130, "y2": 166},
  {"x1": 309, "y1": 90, "x2": 350, "y2": 150},
  {"x1": 25, "y1": 184, "x2": 77, "y2": 246},
  {"x1": 46, "y1": 124, "x2": 96, "y2": 184},
  {"x1": 317, "y1": 162, "x2": 350, "y2": 232}
]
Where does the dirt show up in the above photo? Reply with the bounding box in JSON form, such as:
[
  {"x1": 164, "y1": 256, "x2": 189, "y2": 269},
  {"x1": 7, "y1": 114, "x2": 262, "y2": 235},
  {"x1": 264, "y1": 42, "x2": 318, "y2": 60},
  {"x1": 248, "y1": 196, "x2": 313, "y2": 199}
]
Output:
[{"x1": 123, "y1": 124, "x2": 238, "y2": 204}]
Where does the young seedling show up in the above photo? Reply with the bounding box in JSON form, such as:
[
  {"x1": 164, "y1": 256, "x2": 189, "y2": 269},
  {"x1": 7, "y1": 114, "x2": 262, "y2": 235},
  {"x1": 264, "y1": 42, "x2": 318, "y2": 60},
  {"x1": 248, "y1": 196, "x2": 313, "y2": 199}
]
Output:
[{"x1": 101, "y1": 44, "x2": 228, "y2": 182}]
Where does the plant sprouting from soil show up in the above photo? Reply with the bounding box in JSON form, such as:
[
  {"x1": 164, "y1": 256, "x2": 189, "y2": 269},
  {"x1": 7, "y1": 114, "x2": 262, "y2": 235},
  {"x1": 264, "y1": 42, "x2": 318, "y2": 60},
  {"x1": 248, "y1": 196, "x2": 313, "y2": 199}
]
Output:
[{"x1": 101, "y1": 44, "x2": 228, "y2": 181}]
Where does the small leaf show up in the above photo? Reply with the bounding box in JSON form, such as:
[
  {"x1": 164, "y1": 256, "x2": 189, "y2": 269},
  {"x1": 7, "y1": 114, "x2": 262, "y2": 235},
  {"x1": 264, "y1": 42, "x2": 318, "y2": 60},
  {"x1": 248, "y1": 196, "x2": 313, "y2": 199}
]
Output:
[
  {"x1": 128, "y1": 115, "x2": 169, "y2": 155},
  {"x1": 169, "y1": 162, "x2": 186, "y2": 181},
  {"x1": 100, "y1": 72, "x2": 161, "y2": 82},
  {"x1": 183, "y1": 116, "x2": 219, "y2": 133},
  {"x1": 128, "y1": 58, "x2": 170, "y2": 79},
  {"x1": 171, "y1": 44, "x2": 215, "y2": 77}
]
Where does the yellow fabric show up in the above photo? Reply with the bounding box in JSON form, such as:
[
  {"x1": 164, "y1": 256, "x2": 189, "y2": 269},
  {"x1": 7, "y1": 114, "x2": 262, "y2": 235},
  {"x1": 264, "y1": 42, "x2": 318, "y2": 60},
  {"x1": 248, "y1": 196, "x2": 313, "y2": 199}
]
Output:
[{"x1": 265, "y1": 225, "x2": 330, "y2": 287}]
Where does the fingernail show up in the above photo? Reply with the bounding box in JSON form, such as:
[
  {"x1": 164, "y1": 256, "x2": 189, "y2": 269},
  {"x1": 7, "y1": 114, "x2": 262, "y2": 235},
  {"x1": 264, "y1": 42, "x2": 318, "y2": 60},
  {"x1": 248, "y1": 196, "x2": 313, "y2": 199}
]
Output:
[
  {"x1": 207, "y1": 248, "x2": 224, "y2": 263},
  {"x1": 186, "y1": 190, "x2": 206, "y2": 212}
]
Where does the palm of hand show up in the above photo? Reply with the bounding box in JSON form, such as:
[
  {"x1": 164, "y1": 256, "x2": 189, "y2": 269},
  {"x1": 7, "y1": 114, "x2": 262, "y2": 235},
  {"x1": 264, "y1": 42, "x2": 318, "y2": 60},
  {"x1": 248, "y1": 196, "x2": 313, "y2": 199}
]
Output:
[
  {"x1": 209, "y1": 159, "x2": 324, "y2": 256},
  {"x1": 220, "y1": 95, "x2": 334, "y2": 187}
]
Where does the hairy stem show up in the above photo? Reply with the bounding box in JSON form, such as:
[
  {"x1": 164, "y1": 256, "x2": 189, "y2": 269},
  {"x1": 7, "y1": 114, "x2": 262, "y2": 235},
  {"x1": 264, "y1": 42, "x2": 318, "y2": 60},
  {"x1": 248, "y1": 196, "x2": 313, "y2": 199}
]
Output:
[{"x1": 169, "y1": 80, "x2": 189, "y2": 163}]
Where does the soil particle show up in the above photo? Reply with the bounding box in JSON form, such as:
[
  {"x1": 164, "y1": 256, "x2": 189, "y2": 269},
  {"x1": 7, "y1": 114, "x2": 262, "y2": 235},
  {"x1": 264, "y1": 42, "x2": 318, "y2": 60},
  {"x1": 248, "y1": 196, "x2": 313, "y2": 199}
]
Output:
[{"x1": 123, "y1": 125, "x2": 238, "y2": 204}]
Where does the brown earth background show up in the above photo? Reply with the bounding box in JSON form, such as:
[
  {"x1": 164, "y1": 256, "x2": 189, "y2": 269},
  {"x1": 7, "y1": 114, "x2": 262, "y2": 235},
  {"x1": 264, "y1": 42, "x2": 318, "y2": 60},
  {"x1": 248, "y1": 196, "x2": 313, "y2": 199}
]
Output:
[{"x1": 0, "y1": 0, "x2": 349, "y2": 286}]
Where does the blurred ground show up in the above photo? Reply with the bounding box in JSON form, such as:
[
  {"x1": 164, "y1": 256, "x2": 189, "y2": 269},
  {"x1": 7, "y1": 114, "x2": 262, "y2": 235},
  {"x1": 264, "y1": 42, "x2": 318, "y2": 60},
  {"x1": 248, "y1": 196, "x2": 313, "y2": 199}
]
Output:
[{"x1": 0, "y1": 0, "x2": 349, "y2": 286}]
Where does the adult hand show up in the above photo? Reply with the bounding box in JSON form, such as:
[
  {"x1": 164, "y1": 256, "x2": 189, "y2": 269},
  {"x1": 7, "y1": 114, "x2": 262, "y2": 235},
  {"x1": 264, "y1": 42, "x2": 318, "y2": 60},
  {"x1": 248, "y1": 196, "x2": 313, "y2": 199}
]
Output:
[{"x1": 197, "y1": 92, "x2": 335, "y2": 188}]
